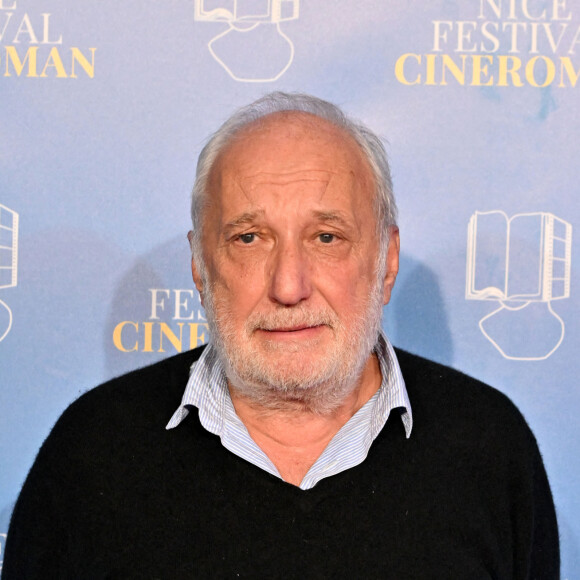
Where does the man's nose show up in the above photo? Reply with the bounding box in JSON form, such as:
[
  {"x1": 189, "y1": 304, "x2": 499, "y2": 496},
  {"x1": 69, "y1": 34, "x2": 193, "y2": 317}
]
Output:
[{"x1": 267, "y1": 242, "x2": 312, "y2": 306}]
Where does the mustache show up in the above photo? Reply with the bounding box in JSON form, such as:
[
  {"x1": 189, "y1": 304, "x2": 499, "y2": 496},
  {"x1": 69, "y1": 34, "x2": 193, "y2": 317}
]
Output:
[{"x1": 246, "y1": 307, "x2": 341, "y2": 332}]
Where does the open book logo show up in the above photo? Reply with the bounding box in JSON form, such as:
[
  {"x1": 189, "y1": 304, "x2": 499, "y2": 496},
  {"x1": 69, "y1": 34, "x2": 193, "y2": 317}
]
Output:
[
  {"x1": 0, "y1": 204, "x2": 19, "y2": 343},
  {"x1": 466, "y1": 210, "x2": 572, "y2": 360},
  {"x1": 194, "y1": 0, "x2": 299, "y2": 82}
]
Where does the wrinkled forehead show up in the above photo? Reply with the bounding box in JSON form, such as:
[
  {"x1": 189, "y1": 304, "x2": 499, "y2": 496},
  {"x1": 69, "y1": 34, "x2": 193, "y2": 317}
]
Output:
[
  {"x1": 237, "y1": 169, "x2": 358, "y2": 202},
  {"x1": 241, "y1": 169, "x2": 334, "y2": 188},
  {"x1": 210, "y1": 113, "x2": 375, "y2": 204}
]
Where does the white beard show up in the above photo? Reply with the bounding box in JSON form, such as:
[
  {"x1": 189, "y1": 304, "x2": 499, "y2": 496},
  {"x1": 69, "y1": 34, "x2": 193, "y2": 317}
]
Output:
[{"x1": 201, "y1": 273, "x2": 384, "y2": 415}]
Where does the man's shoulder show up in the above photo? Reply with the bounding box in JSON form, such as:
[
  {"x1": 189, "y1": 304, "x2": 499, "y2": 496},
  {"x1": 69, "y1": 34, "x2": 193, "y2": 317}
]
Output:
[
  {"x1": 53, "y1": 345, "x2": 207, "y2": 436},
  {"x1": 395, "y1": 346, "x2": 514, "y2": 403},
  {"x1": 393, "y1": 347, "x2": 533, "y2": 441}
]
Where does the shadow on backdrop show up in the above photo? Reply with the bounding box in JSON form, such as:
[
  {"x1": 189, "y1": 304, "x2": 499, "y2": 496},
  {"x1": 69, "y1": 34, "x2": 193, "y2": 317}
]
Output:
[
  {"x1": 104, "y1": 235, "x2": 198, "y2": 379},
  {"x1": 383, "y1": 252, "x2": 454, "y2": 367}
]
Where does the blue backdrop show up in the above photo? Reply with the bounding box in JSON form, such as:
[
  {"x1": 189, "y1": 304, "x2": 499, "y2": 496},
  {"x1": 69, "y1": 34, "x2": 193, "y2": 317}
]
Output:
[{"x1": 1, "y1": 0, "x2": 578, "y2": 575}]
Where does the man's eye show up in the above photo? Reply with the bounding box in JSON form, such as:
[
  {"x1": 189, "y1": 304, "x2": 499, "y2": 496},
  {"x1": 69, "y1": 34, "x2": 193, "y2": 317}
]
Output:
[
  {"x1": 238, "y1": 233, "x2": 256, "y2": 244},
  {"x1": 319, "y1": 233, "x2": 335, "y2": 244}
]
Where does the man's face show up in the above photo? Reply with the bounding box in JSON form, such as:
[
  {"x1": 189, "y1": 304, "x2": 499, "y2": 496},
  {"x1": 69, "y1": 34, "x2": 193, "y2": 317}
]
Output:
[{"x1": 193, "y1": 113, "x2": 399, "y2": 412}]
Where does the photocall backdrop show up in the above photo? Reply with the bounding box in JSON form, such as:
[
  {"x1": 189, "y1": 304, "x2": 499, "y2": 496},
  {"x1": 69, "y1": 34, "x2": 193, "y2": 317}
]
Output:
[{"x1": 1, "y1": 0, "x2": 578, "y2": 574}]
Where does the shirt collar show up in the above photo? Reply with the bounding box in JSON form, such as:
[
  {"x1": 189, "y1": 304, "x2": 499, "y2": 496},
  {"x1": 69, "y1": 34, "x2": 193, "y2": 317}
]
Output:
[
  {"x1": 166, "y1": 330, "x2": 412, "y2": 439},
  {"x1": 373, "y1": 331, "x2": 413, "y2": 438}
]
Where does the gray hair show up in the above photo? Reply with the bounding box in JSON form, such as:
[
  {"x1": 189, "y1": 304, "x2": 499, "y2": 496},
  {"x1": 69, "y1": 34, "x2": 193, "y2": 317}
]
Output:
[{"x1": 190, "y1": 92, "x2": 397, "y2": 266}]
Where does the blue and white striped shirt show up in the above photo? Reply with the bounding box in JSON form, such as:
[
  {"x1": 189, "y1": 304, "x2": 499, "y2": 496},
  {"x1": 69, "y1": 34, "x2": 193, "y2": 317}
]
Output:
[{"x1": 166, "y1": 331, "x2": 412, "y2": 490}]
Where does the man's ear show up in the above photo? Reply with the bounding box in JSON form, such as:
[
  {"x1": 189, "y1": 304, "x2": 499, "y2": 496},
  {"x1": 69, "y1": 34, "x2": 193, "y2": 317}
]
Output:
[
  {"x1": 383, "y1": 226, "x2": 400, "y2": 306},
  {"x1": 187, "y1": 231, "x2": 205, "y2": 305},
  {"x1": 191, "y1": 259, "x2": 204, "y2": 297}
]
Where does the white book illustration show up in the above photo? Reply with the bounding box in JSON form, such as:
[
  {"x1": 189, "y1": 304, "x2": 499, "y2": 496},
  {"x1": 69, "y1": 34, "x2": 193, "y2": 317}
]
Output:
[
  {"x1": 466, "y1": 210, "x2": 572, "y2": 360},
  {"x1": 0, "y1": 204, "x2": 19, "y2": 343},
  {"x1": 194, "y1": 0, "x2": 299, "y2": 23},
  {"x1": 194, "y1": 0, "x2": 299, "y2": 82}
]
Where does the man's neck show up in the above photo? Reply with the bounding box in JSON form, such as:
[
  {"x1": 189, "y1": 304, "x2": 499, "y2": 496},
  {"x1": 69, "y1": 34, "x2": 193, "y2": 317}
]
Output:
[{"x1": 228, "y1": 353, "x2": 382, "y2": 486}]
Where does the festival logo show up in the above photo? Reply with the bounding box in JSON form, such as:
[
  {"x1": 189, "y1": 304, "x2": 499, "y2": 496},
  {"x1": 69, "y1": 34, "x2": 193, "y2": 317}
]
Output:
[
  {"x1": 194, "y1": 0, "x2": 299, "y2": 82},
  {"x1": 0, "y1": 204, "x2": 18, "y2": 343},
  {"x1": 395, "y1": 0, "x2": 580, "y2": 87},
  {"x1": 466, "y1": 210, "x2": 572, "y2": 360},
  {"x1": 0, "y1": 0, "x2": 96, "y2": 79},
  {"x1": 113, "y1": 288, "x2": 208, "y2": 354}
]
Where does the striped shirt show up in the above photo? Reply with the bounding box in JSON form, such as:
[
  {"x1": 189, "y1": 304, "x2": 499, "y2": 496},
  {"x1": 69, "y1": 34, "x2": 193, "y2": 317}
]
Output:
[{"x1": 166, "y1": 331, "x2": 412, "y2": 490}]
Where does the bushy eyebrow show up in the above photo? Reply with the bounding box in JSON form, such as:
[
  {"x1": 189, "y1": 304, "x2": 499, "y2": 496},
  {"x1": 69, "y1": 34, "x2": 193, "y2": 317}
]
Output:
[
  {"x1": 311, "y1": 210, "x2": 352, "y2": 228},
  {"x1": 222, "y1": 209, "x2": 354, "y2": 237},
  {"x1": 224, "y1": 210, "x2": 265, "y2": 231}
]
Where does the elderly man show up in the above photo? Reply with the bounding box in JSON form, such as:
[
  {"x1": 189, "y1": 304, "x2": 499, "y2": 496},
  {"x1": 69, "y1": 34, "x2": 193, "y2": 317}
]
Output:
[{"x1": 3, "y1": 93, "x2": 558, "y2": 578}]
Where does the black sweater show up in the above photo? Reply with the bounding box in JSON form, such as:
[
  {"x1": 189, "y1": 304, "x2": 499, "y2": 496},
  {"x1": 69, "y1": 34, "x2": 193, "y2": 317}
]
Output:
[{"x1": 3, "y1": 347, "x2": 559, "y2": 579}]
